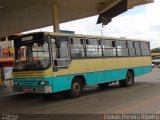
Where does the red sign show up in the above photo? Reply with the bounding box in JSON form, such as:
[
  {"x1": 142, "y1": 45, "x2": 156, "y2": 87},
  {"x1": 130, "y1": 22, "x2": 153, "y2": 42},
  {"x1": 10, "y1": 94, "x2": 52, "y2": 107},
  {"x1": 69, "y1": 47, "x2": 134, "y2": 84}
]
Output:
[{"x1": 2, "y1": 48, "x2": 8, "y2": 54}]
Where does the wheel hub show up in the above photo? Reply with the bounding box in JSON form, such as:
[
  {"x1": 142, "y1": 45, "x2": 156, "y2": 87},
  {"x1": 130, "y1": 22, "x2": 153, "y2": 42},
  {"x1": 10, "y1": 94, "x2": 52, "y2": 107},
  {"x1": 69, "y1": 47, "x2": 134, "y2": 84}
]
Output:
[
  {"x1": 127, "y1": 73, "x2": 133, "y2": 85},
  {"x1": 73, "y1": 82, "x2": 80, "y2": 92}
]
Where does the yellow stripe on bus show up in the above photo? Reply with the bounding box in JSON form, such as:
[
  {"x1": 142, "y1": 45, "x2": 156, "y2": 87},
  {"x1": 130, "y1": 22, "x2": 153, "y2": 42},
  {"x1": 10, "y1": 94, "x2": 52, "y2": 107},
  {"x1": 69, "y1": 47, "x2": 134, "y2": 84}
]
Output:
[
  {"x1": 13, "y1": 56, "x2": 151, "y2": 78},
  {"x1": 52, "y1": 56, "x2": 151, "y2": 77}
]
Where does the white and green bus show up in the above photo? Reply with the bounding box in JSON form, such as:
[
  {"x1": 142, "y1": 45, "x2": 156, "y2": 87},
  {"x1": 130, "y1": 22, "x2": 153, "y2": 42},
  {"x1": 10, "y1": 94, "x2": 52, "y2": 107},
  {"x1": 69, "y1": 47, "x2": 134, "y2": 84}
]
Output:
[{"x1": 13, "y1": 32, "x2": 152, "y2": 98}]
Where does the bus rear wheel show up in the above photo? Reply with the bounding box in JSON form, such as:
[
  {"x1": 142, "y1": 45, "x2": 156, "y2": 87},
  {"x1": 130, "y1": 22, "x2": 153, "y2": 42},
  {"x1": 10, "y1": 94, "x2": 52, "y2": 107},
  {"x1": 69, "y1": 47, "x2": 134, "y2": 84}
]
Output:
[
  {"x1": 119, "y1": 71, "x2": 134, "y2": 87},
  {"x1": 98, "y1": 83, "x2": 109, "y2": 89},
  {"x1": 69, "y1": 78, "x2": 84, "y2": 98}
]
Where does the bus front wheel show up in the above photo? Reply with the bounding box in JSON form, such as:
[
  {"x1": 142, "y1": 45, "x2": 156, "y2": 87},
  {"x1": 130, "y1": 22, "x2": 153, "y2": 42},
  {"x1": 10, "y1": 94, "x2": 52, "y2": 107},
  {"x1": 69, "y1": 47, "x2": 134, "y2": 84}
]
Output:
[
  {"x1": 69, "y1": 78, "x2": 84, "y2": 98},
  {"x1": 119, "y1": 71, "x2": 134, "y2": 87}
]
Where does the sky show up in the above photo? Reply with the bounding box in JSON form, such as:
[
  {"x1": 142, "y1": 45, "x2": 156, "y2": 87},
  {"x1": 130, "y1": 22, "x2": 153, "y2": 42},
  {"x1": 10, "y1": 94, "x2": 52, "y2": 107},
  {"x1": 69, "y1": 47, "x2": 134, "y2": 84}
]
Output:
[{"x1": 24, "y1": 0, "x2": 160, "y2": 49}]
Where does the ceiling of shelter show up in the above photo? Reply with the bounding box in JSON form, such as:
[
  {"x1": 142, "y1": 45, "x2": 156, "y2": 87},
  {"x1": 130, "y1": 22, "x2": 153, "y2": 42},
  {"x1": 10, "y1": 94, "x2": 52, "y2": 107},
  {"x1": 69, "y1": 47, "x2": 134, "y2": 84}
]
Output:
[{"x1": 0, "y1": 0, "x2": 153, "y2": 37}]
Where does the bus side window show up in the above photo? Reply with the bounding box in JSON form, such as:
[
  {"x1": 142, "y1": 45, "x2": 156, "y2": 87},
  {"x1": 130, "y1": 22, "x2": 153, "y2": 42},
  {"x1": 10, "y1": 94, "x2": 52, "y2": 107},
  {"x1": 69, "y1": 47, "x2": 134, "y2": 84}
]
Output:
[
  {"x1": 116, "y1": 41, "x2": 129, "y2": 57},
  {"x1": 102, "y1": 40, "x2": 116, "y2": 57},
  {"x1": 134, "y1": 42, "x2": 141, "y2": 56},
  {"x1": 70, "y1": 38, "x2": 85, "y2": 58},
  {"x1": 51, "y1": 39, "x2": 57, "y2": 59},
  {"x1": 128, "y1": 41, "x2": 136, "y2": 56},
  {"x1": 51, "y1": 39, "x2": 58, "y2": 66},
  {"x1": 140, "y1": 42, "x2": 150, "y2": 56},
  {"x1": 86, "y1": 39, "x2": 102, "y2": 57},
  {"x1": 52, "y1": 38, "x2": 70, "y2": 68},
  {"x1": 56, "y1": 41, "x2": 70, "y2": 67}
]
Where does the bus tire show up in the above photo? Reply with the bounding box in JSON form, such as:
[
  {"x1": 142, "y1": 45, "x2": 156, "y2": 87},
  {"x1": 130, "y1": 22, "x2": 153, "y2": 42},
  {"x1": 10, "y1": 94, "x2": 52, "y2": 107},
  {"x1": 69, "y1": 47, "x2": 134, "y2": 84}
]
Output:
[
  {"x1": 69, "y1": 77, "x2": 84, "y2": 98},
  {"x1": 119, "y1": 71, "x2": 134, "y2": 87},
  {"x1": 97, "y1": 83, "x2": 109, "y2": 88}
]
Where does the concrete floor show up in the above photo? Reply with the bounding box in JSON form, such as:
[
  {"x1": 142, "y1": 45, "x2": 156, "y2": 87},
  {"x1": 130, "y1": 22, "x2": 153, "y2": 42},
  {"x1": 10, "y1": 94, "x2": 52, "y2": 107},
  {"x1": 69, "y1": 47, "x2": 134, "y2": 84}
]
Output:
[{"x1": 0, "y1": 71, "x2": 160, "y2": 120}]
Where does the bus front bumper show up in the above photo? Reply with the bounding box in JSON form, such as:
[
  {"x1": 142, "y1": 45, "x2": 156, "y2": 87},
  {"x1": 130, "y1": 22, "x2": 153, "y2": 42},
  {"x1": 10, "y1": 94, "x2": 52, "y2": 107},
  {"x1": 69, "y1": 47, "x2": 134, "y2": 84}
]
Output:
[{"x1": 13, "y1": 86, "x2": 52, "y2": 93}]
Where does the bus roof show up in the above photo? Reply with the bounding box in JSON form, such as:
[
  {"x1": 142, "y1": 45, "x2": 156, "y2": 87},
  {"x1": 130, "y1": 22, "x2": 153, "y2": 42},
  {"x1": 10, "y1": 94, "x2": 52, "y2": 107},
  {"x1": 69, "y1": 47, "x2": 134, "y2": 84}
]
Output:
[
  {"x1": 47, "y1": 32, "x2": 149, "y2": 42},
  {"x1": 18, "y1": 32, "x2": 149, "y2": 42}
]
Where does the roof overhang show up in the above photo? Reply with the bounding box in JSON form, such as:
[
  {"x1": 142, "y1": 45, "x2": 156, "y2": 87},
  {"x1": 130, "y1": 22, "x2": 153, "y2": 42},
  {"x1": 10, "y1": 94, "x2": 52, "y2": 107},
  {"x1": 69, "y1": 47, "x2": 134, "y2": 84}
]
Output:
[
  {"x1": 97, "y1": 0, "x2": 128, "y2": 25},
  {"x1": 152, "y1": 53, "x2": 160, "y2": 57},
  {"x1": 0, "y1": 0, "x2": 153, "y2": 37}
]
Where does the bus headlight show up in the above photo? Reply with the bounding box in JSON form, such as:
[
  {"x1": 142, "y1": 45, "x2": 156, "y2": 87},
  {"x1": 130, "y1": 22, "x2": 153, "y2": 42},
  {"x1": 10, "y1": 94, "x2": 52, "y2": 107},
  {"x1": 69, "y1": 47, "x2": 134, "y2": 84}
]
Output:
[
  {"x1": 14, "y1": 81, "x2": 19, "y2": 85},
  {"x1": 38, "y1": 81, "x2": 49, "y2": 85}
]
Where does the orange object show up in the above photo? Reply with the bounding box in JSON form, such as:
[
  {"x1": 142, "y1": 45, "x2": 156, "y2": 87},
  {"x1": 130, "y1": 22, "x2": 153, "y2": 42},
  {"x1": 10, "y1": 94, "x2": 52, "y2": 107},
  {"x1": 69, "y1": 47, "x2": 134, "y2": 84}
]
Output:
[{"x1": 2, "y1": 48, "x2": 8, "y2": 54}]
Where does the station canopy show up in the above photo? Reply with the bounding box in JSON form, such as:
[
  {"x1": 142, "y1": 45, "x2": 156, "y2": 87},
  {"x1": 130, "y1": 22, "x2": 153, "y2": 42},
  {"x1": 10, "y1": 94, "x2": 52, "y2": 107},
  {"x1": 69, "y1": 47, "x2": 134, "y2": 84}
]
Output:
[{"x1": 0, "y1": 0, "x2": 153, "y2": 37}]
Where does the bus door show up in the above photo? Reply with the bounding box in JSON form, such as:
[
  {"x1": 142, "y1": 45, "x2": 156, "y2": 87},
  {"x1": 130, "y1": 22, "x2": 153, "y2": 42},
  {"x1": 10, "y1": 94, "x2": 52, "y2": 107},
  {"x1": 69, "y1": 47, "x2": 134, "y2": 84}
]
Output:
[
  {"x1": 51, "y1": 36, "x2": 71, "y2": 69},
  {"x1": 51, "y1": 36, "x2": 71, "y2": 91}
]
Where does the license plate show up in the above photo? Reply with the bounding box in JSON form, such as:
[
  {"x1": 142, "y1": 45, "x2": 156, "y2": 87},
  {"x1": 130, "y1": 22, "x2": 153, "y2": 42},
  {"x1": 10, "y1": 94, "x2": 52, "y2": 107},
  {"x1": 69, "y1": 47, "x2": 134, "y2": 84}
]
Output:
[{"x1": 23, "y1": 87, "x2": 33, "y2": 92}]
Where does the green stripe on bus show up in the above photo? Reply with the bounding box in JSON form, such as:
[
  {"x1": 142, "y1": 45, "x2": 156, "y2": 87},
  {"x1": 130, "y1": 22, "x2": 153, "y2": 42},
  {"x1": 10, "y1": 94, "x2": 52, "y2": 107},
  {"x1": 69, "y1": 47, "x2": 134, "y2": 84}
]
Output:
[{"x1": 14, "y1": 65, "x2": 152, "y2": 93}]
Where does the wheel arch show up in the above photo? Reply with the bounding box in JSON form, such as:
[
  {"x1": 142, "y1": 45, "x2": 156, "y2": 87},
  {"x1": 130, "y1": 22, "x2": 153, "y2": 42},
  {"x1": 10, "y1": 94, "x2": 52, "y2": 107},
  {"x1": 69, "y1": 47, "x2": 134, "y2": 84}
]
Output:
[
  {"x1": 128, "y1": 69, "x2": 135, "y2": 77},
  {"x1": 72, "y1": 75, "x2": 86, "y2": 86}
]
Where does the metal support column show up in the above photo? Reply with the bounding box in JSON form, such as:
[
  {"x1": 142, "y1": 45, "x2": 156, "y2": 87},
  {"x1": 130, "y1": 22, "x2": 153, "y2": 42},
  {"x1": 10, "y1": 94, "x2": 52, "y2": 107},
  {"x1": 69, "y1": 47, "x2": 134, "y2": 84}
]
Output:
[
  {"x1": 5, "y1": 36, "x2": 8, "y2": 47},
  {"x1": 52, "y1": 4, "x2": 60, "y2": 32}
]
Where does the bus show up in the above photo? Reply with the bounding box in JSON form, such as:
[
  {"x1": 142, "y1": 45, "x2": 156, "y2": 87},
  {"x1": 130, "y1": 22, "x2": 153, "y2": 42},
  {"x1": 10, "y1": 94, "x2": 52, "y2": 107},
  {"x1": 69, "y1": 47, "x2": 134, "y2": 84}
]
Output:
[{"x1": 13, "y1": 32, "x2": 152, "y2": 98}]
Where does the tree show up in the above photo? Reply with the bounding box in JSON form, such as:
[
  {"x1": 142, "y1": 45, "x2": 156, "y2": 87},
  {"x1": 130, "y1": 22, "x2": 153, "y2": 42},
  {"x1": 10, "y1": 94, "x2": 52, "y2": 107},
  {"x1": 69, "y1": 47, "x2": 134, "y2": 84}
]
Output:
[{"x1": 151, "y1": 48, "x2": 160, "y2": 53}]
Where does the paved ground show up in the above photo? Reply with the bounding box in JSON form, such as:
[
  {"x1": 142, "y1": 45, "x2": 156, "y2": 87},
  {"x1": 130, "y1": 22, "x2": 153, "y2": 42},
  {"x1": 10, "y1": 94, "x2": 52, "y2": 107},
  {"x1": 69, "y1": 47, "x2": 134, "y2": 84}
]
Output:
[
  {"x1": 0, "y1": 71, "x2": 160, "y2": 119},
  {"x1": 0, "y1": 80, "x2": 19, "y2": 97}
]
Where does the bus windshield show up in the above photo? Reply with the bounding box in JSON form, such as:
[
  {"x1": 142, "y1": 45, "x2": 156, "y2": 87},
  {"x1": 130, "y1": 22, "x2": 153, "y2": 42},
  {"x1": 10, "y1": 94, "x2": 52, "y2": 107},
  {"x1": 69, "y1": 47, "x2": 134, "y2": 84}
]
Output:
[{"x1": 13, "y1": 41, "x2": 51, "y2": 71}]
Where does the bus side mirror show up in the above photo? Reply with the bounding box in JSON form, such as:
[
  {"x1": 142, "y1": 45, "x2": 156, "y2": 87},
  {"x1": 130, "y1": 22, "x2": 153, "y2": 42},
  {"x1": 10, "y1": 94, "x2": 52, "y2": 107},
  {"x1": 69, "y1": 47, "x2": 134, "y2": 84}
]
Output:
[
  {"x1": 53, "y1": 60, "x2": 58, "y2": 72},
  {"x1": 53, "y1": 67, "x2": 58, "y2": 72}
]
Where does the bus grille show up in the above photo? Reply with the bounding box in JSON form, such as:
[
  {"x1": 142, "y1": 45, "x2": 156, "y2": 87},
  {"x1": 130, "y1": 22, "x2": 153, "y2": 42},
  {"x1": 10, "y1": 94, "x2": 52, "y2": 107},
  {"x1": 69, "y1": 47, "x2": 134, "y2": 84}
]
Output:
[
  {"x1": 20, "y1": 80, "x2": 38, "y2": 85},
  {"x1": 13, "y1": 71, "x2": 43, "y2": 78}
]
